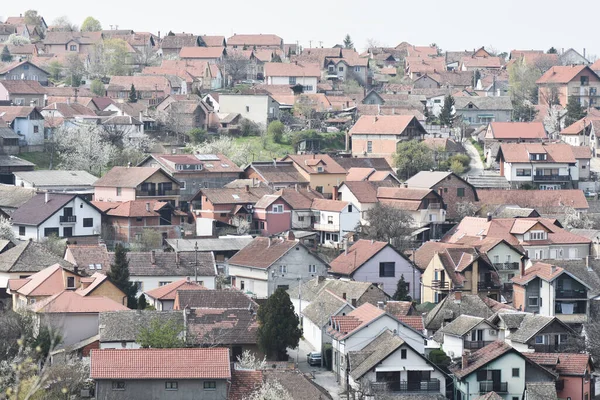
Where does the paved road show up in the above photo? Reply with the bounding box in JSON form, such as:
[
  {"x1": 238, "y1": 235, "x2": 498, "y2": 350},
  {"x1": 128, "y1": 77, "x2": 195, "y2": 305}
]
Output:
[
  {"x1": 290, "y1": 339, "x2": 342, "y2": 399},
  {"x1": 463, "y1": 140, "x2": 484, "y2": 176}
]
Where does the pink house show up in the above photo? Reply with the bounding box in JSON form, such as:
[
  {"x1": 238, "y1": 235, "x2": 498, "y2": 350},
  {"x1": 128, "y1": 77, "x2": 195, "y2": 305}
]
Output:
[
  {"x1": 526, "y1": 353, "x2": 593, "y2": 400},
  {"x1": 253, "y1": 195, "x2": 292, "y2": 236}
]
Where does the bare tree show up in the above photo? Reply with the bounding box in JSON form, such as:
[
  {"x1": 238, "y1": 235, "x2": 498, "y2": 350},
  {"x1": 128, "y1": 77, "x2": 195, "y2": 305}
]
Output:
[
  {"x1": 455, "y1": 202, "x2": 479, "y2": 219},
  {"x1": 51, "y1": 16, "x2": 78, "y2": 32},
  {"x1": 0, "y1": 217, "x2": 15, "y2": 242},
  {"x1": 358, "y1": 203, "x2": 415, "y2": 251},
  {"x1": 220, "y1": 53, "x2": 250, "y2": 86}
]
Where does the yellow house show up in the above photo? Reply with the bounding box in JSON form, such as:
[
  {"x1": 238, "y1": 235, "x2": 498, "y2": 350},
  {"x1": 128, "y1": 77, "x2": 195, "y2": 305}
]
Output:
[{"x1": 281, "y1": 154, "x2": 347, "y2": 198}]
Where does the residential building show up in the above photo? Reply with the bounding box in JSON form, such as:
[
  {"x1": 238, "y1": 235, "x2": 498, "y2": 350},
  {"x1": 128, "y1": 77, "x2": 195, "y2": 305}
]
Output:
[
  {"x1": 348, "y1": 329, "x2": 447, "y2": 396},
  {"x1": 512, "y1": 262, "x2": 592, "y2": 324},
  {"x1": 227, "y1": 235, "x2": 328, "y2": 298},
  {"x1": 252, "y1": 194, "x2": 292, "y2": 236},
  {"x1": 337, "y1": 181, "x2": 397, "y2": 225},
  {"x1": 90, "y1": 348, "x2": 231, "y2": 400},
  {"x1": 98, "y1": 310, "x2": 183, "y2": 349},
  {"x1": 0, "y1": 155, "x2": 35, "y2": 184},
  {"x1": 155, "y1": 98, "x2": 213, "y2": 132},
  {"x1": 138, "y1": 154, "x2": 242, "y2": 207},
  {"x1": 483, "y1": 122, "x2": 548, "y2": 166},
  {"x1": 263, "y1": 62, "x2": 320, "y2": 93},
  {"x1": 327, "y1": 303, "x2": 426, "y2": 389},
  {"x1": 218, "y1": 94, "x2": 280, "y2": 127},
  {"x1": 92, "y1": 200, "x2": 185, "y2": 244},
  {"x1": 334, "y1": 156, "x2": 394, "y2": 173},
  {"x1": 423, "y1": 137, "x2": 467, "y2": 160},
  {"x1": 494, "y1": 313, "x2": 576, "y2": 353},
  {"x1": 525, "y1": 353, "x2": 593, "y2": 400},
  {"x1": 325, "y1": 57, "x2": 369, "y2": 86},
  {"x1": 459, "y1": 56, "x2": 504, "y2": 71},
  {"x1": 159, "y1": 34, "x2": 200, "y2": 57},
  {"x1": 13, "y1": 170, "x2": 98, "y2": 195},
  {"x1": 93, "y1": 166, "x2": 181, "y2": 207},
  {"x1": 0, "y1": 60, "x2": 49, "y2": 85},
  {"x1": 450, "y1": 341, "x2": 557, "y2": 400},
  {"x1": 442, "y1": 216, "x2": 591, "y2": 261},
  {"x1": 455, "y1": 96, "x2": 513, "y2": 127},
  {"x1": 42, "y1": 31, "x2": 102, "y2": 54},
  {"x1": 536, "y1": 65, "x2": 600, "y2": 107},
  {"x1": 344, "y1": 168, "x2": 399, "y2": 183},
  {"x1": 329, "y1": 239, "x2": 420, "y2": 298},
  {"x1": 179, "y1": 46, "x2": 226, "y2": 62},
  {"x1": 559, "y1": 115, "x2": 600, "y2": 155},
  {"x1": 476, "y1": 189, "x2": 589, "y2": 217},
  {"x1": 311, "y1": 198, "x2": 360, "y2": 248},
  {"x1": 277, "y1": 187, "x2": 324, "y2": 230},
  {"x1": 107, "y1": 76, "x2": 173, "y2": 105},
  {"x1": 377, "y1": 186, "x2": 447, "y2": 228},
  {"x1": 436, "y1": 315, "x2": 499, "y2": 358},
  {"x1": 164, "y1": 237, "x2": 254, "y2": 273},
  {"x1": 348, "y1": 115, "x2": 427, "y2": 158},
  {"x1": 0, "y1": 80, "x2": 45, "y2": 107},
  {"x1": 279, "y1": 154, "x2": 347, "y2": 197},
  {"x1": 496, "y1": 143, "x2": 591, "y2": 189},
  {"x1": 243, "y1": 161, "x2": 309, "y2": 190},
  {"x1": 0, "y1": 126, "x2": 19, "y2": 154},
  {"x1": 11, "y1": 193, "x2": 102, "y2": 241},
  {"x1": 227, "y1": 34, "x2": 283, "y2": 50},
  {"x1": 144, "y1": 279, "x2": 206, "y2": 310},
  {"x1": 0, "y1": 106, "x2": 45, "y2": 148},
  {"x1": 405, "y1": 171, "x2": 479, "y2": 220}
]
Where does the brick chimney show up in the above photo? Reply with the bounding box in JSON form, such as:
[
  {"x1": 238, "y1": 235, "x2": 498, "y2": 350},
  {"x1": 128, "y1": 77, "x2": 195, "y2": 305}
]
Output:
[
  {"x1": 332, "y1": 186, "x2": 339, "y2": 200},
  {"x1": 462, "y1": 351, "x2": 469, "y2": 368},
  {"x1": 151, "y1": 250, "x2": 156, "y2": 264}
]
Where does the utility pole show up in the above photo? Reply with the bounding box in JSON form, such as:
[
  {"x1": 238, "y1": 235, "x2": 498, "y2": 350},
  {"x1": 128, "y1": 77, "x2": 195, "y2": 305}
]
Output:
[
  {"x1": 318, "y1": 41, "x2": 323, "y2": 48},
  {"x1": 194, "y1": 242, "x2": 198, "y2": 283},
  {"x1": 309, "y1": 40, "x2": 312, "y2": 49}
]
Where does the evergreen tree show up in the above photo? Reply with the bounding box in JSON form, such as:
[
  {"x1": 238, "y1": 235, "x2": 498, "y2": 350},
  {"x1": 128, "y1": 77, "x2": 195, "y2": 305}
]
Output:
[
  {"x1": 547, "y1": 47, "x2": 558, "y2": 54},
  {"x1": 565, "y1": 95, "x2": 586, "y2": 126},
  {"x1": 257, "y1": 288, "x2": 301, "y2": 360},
  {"x1": 472, "y1": 70, "x2": 481, "y2": 88},
  {"x1": 271, "y1": 54, "x2": 282, "y2": 63},
  {"x1": 107, "y1": 244, "x2": 137, "y2": 308},
  {"x1": 138, "y1": 294, "x2": 148, "y2": 310},
  {"x1": 393, "y1": 275, "x2": 412, "y2": 301},
  {"x1": 129, "y1": 84, "x2": 138, "y2": 103},
  {"x1": 343, "y1": 34, "x2": 354, "y2": 49},
  {"x1": 439, "y1": 95, "x2": 457, "y2": 127},
  {"x1": 1, "y1": 46, "x2": 12, "y2": 62}
]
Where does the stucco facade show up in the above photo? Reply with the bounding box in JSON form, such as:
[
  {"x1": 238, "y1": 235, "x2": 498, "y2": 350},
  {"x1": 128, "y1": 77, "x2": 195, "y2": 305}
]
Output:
[
  {"x1": 218, "y1": 94, "x2": 279, "y2": 127},
  {"x1": 94, "y1": 378, "x2": 228, "y2": 400}
]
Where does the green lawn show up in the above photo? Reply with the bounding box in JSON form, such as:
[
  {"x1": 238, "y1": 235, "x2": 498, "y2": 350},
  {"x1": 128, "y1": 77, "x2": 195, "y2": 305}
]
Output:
[
  {"x1": 18, "y1": 152, "x2": 54, "y2": 170},
  {"x1": 234, "y1": 136, "x2": 295, "y2": 162}
]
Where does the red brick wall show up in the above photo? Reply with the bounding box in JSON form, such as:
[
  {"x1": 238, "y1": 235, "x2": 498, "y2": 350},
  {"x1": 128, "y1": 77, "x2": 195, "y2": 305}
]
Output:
[
  {"x1": 430, "y1": 175, "x2": 478, "y2": 220},
  {"x1": 82, "y1": 340, "x2": 99, "y2": 357}
]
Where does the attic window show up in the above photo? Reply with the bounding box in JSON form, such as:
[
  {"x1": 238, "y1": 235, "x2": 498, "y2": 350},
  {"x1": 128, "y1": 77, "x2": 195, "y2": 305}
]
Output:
[
  {"x1": 89, "y1": 264, "x2": 95, "y2": 270},
  {"x1": 195, "y1": 165, "x2": 203, "y2": 170},
  {"x1": 221, "y1": 163, "x2": 229, "y2": 168},
  {"x1": 529, "y1": 231, "x2": 546, "y2": 241},
  {"x1": 232, "y1": 194, "x2": 240, "y2": 200},
  {"x1": 205, "y1": 163, "x2": 214, "y2": 168},
  {"x1": 317, "y1": 166, "x2": 324, "y2": 173}
]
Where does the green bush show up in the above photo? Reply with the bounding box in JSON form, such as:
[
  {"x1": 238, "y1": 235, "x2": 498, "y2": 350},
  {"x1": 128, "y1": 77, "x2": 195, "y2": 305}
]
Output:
[
  {"x1": 450, "y1": 159, "x2": 465, "y2": 175},
  {"x1": 267, "y1": 121, "x2": 285, "y2": 144},
  {"x1": 450, "y1": 154, "x2": 470, "y2": 167},
  {"x1": 187, "y1": 128, "x2": 207, "y2": 144}
]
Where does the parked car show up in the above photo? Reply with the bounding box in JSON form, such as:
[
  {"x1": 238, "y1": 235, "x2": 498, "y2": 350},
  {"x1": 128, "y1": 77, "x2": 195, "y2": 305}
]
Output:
[{"x1": 307, "y1": 352, "x2": 322, "y2": 366}]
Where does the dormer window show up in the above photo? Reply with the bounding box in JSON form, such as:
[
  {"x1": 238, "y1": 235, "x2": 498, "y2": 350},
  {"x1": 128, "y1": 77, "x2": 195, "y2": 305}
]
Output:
[
  {"x1": 176, "y1": 164, "x2": 183, "y2": 170},
  {"x1": 195, "y1": 164, "x2": 203, "y2": 170},
  {"x1": 529, "y1": 231, "x2": 546, "y2": 241},
  {"x1": 529, "y1": 153, "x2": 547, "y2": 161},
  {"x1": 317, "y1": 166, "x2": 324, "y2": 173}
]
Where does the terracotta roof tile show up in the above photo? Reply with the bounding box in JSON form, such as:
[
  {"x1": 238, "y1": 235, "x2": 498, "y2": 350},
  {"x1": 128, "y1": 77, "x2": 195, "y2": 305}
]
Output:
[
  {"x1": 93, "y1": 167, "x2": 169, "y2": 188},
  {"x1": 90, "y1": 348, "x2": 231, "y2": 380},
  {"x1": 245, "y1": 161, "x2": 308, "y2": 185},
  {"x1": 264, "y1": 62, "x2": 321, "y2": 78},
  {"x1": 31, "y1": 291, "x2": 128, "y2": 313},
  {"x1": 511, "y1": 262, "x2": 564, "y2": 285},
  {"x1": 92, "y1": 199, "x2": 170, "y2": 218},
  {"x1": 397, "y1": 315, "x2": 424, "y2": 331},
  {"x1": 349, "y1": 115, "x2": 420, "y2": 135},
  {"x1": 328, "y1": 303, "x2": 385, "y2": 339},
  {"x1": 449, "y1": 341, "x2": 513, "y2": 378},
  {"x1": 144, "y1": 278, "x2": 206, "y2": 300},
  {"x1": 525, "y1": 352, "x2": 590, "y2": 376},
  {"x1": 311, "y1": 198, "x2": 348, "y2": 212},
  {"x1": 230, "y1": 369, "x2": 263, "y2": 400},
  {"x1": 537, "y1": 65, "x2": 593, "y2": 84},
  {"x1": 227, "y1": 34, "x2": 282, "y2": 47},
  {"x1": 76, "y1": 272, "x2": 112, "y2": 297},
  {"x1": 498, "y1": 143, "x2": 583, "y2": 163},
  {"x1": 277, "y1": 187, "x2": 324, "y2": 209},
  {"x1": 489, "y1": 122, "x2": 547, "y2": 139},
  {"x1": 329, "y1": 239, "x2": 388, "y2": 275},
  {"x1": 282, "y1": 154, "x2": 346, "y2": 175},
  {"x1": 11, "y1": 264, "x2": 71, "y2": 296},
  {"x1": 0, "y1": 80, "x2": 45, "y2": 94}
]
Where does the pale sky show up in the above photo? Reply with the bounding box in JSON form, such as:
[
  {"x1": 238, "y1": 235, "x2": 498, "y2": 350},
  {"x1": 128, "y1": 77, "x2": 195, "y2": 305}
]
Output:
[{"x1": 2, "y1": 0, "x2": 599, "y2": 59}]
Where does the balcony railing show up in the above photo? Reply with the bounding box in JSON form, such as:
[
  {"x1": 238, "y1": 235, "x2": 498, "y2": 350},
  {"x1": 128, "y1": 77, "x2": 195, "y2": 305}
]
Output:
[
  {"x1": 464, "y1": 340, "x2": 494, "y2": 350},
  {"x1": 59, "y1": 216, "x2": 77, "y2": 223},
  {"x1": 531, "y1": 343, "x2": 570, "y2": 353},
  {"x1": 479, "y1": 382, "x2": 508, "y2": 393},
  {"x1": 493, "y1": 262, "x2": 520, "y2": 271},
  {"x1": 313, "y1": 223, "x2": 340, "y2": 232},
  {"x1": 371, "y1": 380, "x2": 440, "y2": 393},
  {"x1": 555, "y1": 289, "x2": 587, "y2": 299},
  {"x1": 136, "y1": 189, "x2": 179, "y2": 197},
  {"x1": 533, "y1": 175, "x2": 571, "y2": 182},
  {"x1": 427, "y1": 203, "x2": 442, "y2": 209},
  {"x1": 431, "y1": 280, "x2": 450, "y2": 290},
  {"x1": 478, "y1": 281, "x2": 502, "y2": 290}
]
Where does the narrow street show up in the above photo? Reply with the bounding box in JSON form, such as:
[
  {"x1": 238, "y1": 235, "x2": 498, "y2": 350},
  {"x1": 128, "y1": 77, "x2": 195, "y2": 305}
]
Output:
[
  {"x1": 290, "y1": 339, "x2": 342, "y2": 400},
  {"x1": 462, "y1": 140, "x2": 484, "y2": 176}
]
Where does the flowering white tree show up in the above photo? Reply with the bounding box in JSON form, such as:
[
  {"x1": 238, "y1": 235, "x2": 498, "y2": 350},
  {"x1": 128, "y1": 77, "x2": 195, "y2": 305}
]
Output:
[
  {"x1": 6, "y1": 34, "x2": 31, "y2": 46},
  {"x1": 243, "y1": 379, "x2": 291, "y2": 400},
  {"x1": 0, "y1": 217, "x2": 15, "y2": 242},
  {"x1": 55, "y1": 125, "x2": 117, "y2": 175},
  {"x1": 235, "y1": 350, "x2": 266, "y2": 370},
  {"x1": 187, "y1": 136, "x2": 252, "y2": 166}
]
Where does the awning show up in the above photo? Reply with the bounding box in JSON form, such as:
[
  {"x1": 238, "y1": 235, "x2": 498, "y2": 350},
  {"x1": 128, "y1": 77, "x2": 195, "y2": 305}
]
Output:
[
  {"x1": 411, "y1": 227, "x2": 430, "y2": 237},
  {"x1": 478, "y1": 114, "x2": 494, "y2": 118}
]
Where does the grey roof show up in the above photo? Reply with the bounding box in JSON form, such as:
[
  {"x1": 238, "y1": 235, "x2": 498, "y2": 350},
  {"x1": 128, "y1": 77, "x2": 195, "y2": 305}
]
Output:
[
  {"x1": 118, "y1": 251, "x2": 216, "y2": 277},
  {"x1": 263, "y1": 370, "x2": 333, "y2": 400},
  {"x1": 0, "y1": 126, "x2": 20, "y2": 139},
  {"x1": 474, "y1": 392, "x2": 504, "y2": 400},
  {"x1": 526, "y1": 382, "x2": 558, "y2": 400},
  {"x1": 425, "y1": 293, "x2": 498, "y2": 331},
  {"x1": 0, "y1": 155, "x2": 35, "y2": 167},
  {"x1": 0, "y1": 240, "x2": 73, "y2": 274},
  {"x1": 349, "y1": 330, "x2": 404, "y2": 380},
  {"x1": 0, "y1": 184, "x2": 37, "y2": 209},
  {"x1": 302, "y1": 290, "x2": 349, "y2": 327},
  {"x1": 10, "y1": 193, "x2": 76, "y2": 226},
  {"x1": 99, "y1": 310, "x2": 183, "y2": 342},
  {"x1": 493, "y1": 206, "x2": 539, "y2": 218},
  {"x1": 13, "y1": 170, "x2": 98, "y2": 187},
  {"x1": 466, "y1": 175, "x2": 511, "y2": 189},
  {"x1": 287, "y1": 277, "x2": 388, "y2": 304},
  {"x1": 333, "y1": 157, "x2": 393, "y2": 171},
  {"x1": 438, "y1": 315, "x2": 488, "y2": 337},
  {"x1": 454, "y1": 96, "x2": 513, "y2": 111},
  {"x1": 497, "y1": 313, "x2": 527, "y2": 329},
  {"x1": 165, "y1": 237, "x2": 254, "y2": 252},
  {"x1": 405, "y1": 171, "x2": 452, "y2": 188},
  {"x1": 541, "y1": 258, "x2": 600, "y2": 297},
  {"x1": 509, "y1": 314, "x2": 555, "y2": 343},
  {"x1": 570, "y1": 229, "x2": 600, "y2": 241},
  {"x1": 176, "y1": 289, "x2": 258, "y2": 309}
]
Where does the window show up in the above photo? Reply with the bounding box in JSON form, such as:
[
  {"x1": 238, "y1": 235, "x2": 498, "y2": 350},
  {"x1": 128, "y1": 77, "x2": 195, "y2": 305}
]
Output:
[
  {"x1": 204, "y1": 381, "x2": 216, "y2": 390},
  {"x1": 33, "y1": 125, "x2": 39, "y2": 133},
  {"x1": 315, "y1": 186, "x2": 323, "y2": 193},
  {"x1": 159, "y1": 281, "x2": 172, "y2": 286},
  {"x1": 66, "y1": 276, "x2": 75, "y2": 288},
  {"x1": 280, "y1": 265, "x2": 287, "y2": 274},
  {"x1": 272, "y1": 204, "x2": 284, "y2": 213},
  {"x1": 70, "y1": 45, "x2": 77, "y2": 51},
  {"x1": 529, "y1": 296, "x2": 539, "y2": 307},
  {"x1": 367, "y1": 141, "x2": 373, "y2": 153},
  {"x1": 83, "y1": 218, "x2": 93, "y2": 228},
  {"x1": 379, "y1": 262, "x2": 395, "y2": 277},
  {"x1": 348, "y1": 205, "x2": 352, "y2": 212},
  {"x1": 327, "y1": 216, "x2": 334, "y2": 224},
  {"x1": 112, "y1": 381, "x2": 125, "y2": 390},
  {"x1": 44, "y1": 227, "x2": 59, "y2": 237},
  {"x1": 309, "y1": 265, "x2": 316, "y2": 273},
  {"x1": 457, "y1": 188, "x2": 465, "y2": 197},
  {"x1": 289, "y1": 77, "x2": 296, "y2": 85},
  {"x1": 512, "y1": 368, "x2": 520, "y2": 377},
  {"x1": 516, "y1": 169, "x2": 532, "y2": 176},
  {"x1": 338, "y1": 67, "x2": 344, "y2": 72},
  {"x1": 303, "y1": 85, "x2": 313, "y2": 92},
  {"x1": 513, "y1": 397, "x2": 519, "y2": 400},
  {"x1": 581, "y1": 76, "x2": 589, "y2": 86},
  {"x1": 354, "y1": 66, "x2": 361, "y2": 72},
  {"x1": 116, "y1": 187, "x2": 122, "y2": 196},
  {"x1": 19, "y1": 226, "x2": 25, "y2": 236},
  {"x1": 529, "y1": 231, "x2": 546, "y2": 240},
  {"x1": 165, "y1": 381, "x2": 178, "y2": 390},
  {"x1": 400, "y1": 349, "x2": 407, "y2": 359},
  {"x1": 328, "y1": 66, "x2": 335, "y2": 72},
  {"x1": 246, "y1": 106, "x2": 250, "y2": 112},
  {"x1": 136, "y1": 217, "x2": 143, "y2": 222},
  {"x1": 180, "y1": 181, "x2": 186, "y2": 190},
  {"x1": 240, "y1": 280, "x2": 245, "y2": 290},
  {"x1": 298, "y1": 216, "x2": 305, "y2": 222},
  {"x1": 14, "y1": 98, "x2": 24, "y2": 105},
  {"x1": 535, "y1": 335, "x2": 544, "y2": 344}
]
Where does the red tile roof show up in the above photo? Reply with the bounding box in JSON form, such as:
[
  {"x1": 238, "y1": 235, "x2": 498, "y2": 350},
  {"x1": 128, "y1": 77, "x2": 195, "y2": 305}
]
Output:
[
  {"x1": 264, "y1": 62, "x2": 321, "y2": 78},
  {"x1": 227, "y1": 34, "x2": 282, "y2": 47},
  {"x1": 0, "y1": 80, "x2": 45, "y2": 94},
  {"x1": 31, "y1": 291, "x2": 129, "y2": 313},
  {"x1": 10, "y1": 263, "x2": 68, "y2": 296},
  {"x1": 227, "y1": 237, "x2": 298, "y2": 269},
  {"x1": 349, "y1": 115, "x2": 419, "y2": 136},
  {"x1": 90, "y1": 348, "x2": 231, "y2": 380},
  {"x1": 537, "y1": 65, "x2": 593, "y2": 84},
  {"x1": 511, "y1": 262, "x2": 564, "y2": 285},
  {"x1": 525, "y1": 353, "x2": 591, "y2": 376},
  {"x1": 311, "y1": 198, "x2": 348, "y2": 212},
  {"x1": 397, "y1": 316, "x2": 424, "y2": 331},
  {"x1": 489, "y1": 122, "x2": 547, "y2": 139},
  {"x1": 92, "y1": 200, "x2": 170, "y2": 218},
  {"x1": 282, "y1": 154, "x2": 346, "y2": 174},
  {"x1": 328, "y1": 303, "x2": 385, "y2": 339},
  {"x1": 450, "y1": 341, "x2": 513, "y2": 378},
  {"x1": 498, "y1": 143, "x2": 584, "y2": 163},
  {"x1": 144, "y1": 278, "x2": 206, "y2": 300},
  {"x1": 230, "y1": 369, "x2": 263, "y2": 400},
  {"x1": 93, "y1": 167, "x2": 169, "y2": 188},
  {"x1": 180, "y1": 46, "x2": 225, "y2": 59},
  {"x1": 329, "y1": 239, "x2": 388, "y2": 275}
]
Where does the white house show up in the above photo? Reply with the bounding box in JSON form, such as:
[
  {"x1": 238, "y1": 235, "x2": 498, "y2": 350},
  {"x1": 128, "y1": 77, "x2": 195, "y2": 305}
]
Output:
[
  {"x1": 436, "y1": 315, "x2": 499, "y2": 360},
  {"x1": 218, "y1": 94, "x2": 280, "y2": 127},
  {"x1": 310, "y1": 198, "x2": 360, "y2": 248},
  {"x1": 264, "y1": 62, "x2": 321, "y2": 94},
  {"x1": 0, "y1": 106, "x2": 45, "y2": 147},
  {"x1": 11, "y1": 193, "x2": 102, "y2": 241},
  {"x1": 227, "y1": 235, "x2": 328, "y2": 298}
]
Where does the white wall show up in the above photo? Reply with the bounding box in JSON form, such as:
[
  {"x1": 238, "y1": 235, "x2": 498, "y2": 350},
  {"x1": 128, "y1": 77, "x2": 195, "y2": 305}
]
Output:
[
  {"x1": 228, "y1": 264, "x2": 269, "y2": 298},
  {"x1": 43, "y1": 313, "x2": 100, "y2": 346},
  {"x1": 13, "y1": 117, "x2": 44, "y2": 146},
  {"x1": 443, "y1": 335, "x2": 464, "y2": 359},
  {"x1": 343, "y1": 314, "x2": 425, "y2": 354},
  {"x1": 100, "y1": 341, "x2": 141, "y2": 349},
  {"x1": 132, "y1": 275, "x2": 216, "y2": 297},
  {"x1": 267, "y1": 76, "x2": 318, "y2": 93}
]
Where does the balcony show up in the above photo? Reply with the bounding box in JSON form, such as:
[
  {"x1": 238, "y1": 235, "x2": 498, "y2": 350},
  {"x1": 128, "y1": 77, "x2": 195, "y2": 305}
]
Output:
[
  {"x1": 136, "y1": 189, "x2": 179, "y2": 197},
  {"x1": 371, "y1": 380, "x2": 440, "y2": 393},
  {"x1": 431, "y1": 280, "x2": 450, "y2": 290},
  {"x1": 479, "y1": 382, "x2": 508, "y2": 393},
  {"x1": 427, "y1": 203, "x2": 442, "y2": 210},
  {"x1": 531, "y1": 343, "x2": 569, "y2": 353},
  {"x1": 533, "y1": 175, "x2": 571, "y2": 182},
  {"x1": 478, "y1": 281, "x2": 502, "y2": 290},
  {"x1": 464, "y1": 340, "x2": 494, "y2": 350},
  {"x1": 59, "y1": 215, "x2": 77, "y2": 224},
  {"x1": 555, "y1": 289, "x2": 586, "y2": 299},
  {"x1": 493, "y1": 262, "x2": 520, "y2": 271},
  {"x1": 313, "y1": 223, "x2": 339, "y2": 232}
]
